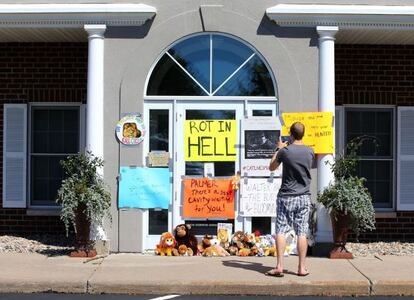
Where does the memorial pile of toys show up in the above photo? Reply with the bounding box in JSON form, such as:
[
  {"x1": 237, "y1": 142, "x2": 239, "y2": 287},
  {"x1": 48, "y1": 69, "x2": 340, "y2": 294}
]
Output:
[{"x1": 154, "y1": 224, "x2": 297, "y2": 257}]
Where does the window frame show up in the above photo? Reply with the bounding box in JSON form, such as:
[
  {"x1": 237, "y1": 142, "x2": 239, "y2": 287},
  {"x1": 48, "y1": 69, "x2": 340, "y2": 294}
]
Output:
[
  {"x1": 342, "y1": 104, "x2": 396, "y2": 211},
  {"x1": 143, "y1": 32, "x2": 278, "y2": 101},
  {"x1": 27, "y1": 102, "x2": 85, "y2": 209}
]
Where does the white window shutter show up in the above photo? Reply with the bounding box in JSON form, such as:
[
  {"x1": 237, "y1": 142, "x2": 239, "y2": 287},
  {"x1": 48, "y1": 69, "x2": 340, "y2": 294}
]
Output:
[
  {"x1": 397, "y1": 107, "x2": 414, "y2": 210},
  {"x1": 335, "y1": 106, "x2": 344, "y2": 156},
  {"x1": 3, "y1": 104, "x2": 27, "y2": 208}
]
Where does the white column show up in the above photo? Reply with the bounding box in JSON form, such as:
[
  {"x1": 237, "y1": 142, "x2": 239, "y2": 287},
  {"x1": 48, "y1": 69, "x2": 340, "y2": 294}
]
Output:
[
  {"x1": 84, "y1": 24, "x2": 107, "y2": 241},
  {"x1": 316, "y1": 26, "x2": 338, "y2": 243}
]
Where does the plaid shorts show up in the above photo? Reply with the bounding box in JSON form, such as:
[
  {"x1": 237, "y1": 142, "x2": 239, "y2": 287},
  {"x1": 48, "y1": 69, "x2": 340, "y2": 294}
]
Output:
[{"x1": 276, "y1": 194, "x2": 311, "y2": 237}]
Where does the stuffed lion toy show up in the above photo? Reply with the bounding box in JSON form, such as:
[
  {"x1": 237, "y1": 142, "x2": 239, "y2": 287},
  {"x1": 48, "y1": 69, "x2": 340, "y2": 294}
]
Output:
[{"x1": 155, "y1": 232, "x2": 177, "y2": 256}]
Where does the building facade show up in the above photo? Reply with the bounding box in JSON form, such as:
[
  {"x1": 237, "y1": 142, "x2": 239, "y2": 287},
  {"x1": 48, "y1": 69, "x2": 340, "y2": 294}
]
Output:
[{"x1": 0, "y1": 1, "x2": 413, "y2": 252}]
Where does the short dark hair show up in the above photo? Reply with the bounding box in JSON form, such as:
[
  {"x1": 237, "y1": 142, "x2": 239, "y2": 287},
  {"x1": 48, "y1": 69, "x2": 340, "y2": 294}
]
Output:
[{"x1": 290, "y1": 122, "x2": 305, "y2": 140}]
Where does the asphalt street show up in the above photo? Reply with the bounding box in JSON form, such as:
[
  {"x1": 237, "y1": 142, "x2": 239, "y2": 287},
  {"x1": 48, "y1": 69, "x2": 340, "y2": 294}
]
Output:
[{"x1": 0, "y1": 295, "x2": 414, "y2": 300}]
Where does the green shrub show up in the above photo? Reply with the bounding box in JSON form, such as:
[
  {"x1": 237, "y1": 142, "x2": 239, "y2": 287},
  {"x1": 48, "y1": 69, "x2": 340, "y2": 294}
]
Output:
[
  {"x1": 317, "y1": 136, "x2": 376, "y2": 237},
  {"x1": 56, "y1": 151, "x2": 111, "y2": 235}
]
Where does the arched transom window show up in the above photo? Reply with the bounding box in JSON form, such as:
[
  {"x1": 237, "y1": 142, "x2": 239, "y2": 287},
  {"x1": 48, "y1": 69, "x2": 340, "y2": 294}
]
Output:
[{"x1": 146, "y1": 33, "x2": 276, "y2": 97}]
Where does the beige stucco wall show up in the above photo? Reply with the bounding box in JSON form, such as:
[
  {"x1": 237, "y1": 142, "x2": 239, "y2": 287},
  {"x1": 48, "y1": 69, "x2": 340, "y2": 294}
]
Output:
[{"x1": 103, "y1": 0, "x2": 320, "y2": 252}]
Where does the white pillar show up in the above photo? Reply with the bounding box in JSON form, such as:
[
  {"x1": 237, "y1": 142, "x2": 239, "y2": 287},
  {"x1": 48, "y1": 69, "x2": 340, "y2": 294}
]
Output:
[
  {"x1": 316, "y1": 26, "x2": 338, "y2": 243},
  {"x1": 84, "y1": 24, "x2": 107, "y2": 241}
]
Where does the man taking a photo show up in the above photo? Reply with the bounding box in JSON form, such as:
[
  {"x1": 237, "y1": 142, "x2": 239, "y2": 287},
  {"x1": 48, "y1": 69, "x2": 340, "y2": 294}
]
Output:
[{"x1": 267, "y1": 122, "x2": 315, "y2": 277}]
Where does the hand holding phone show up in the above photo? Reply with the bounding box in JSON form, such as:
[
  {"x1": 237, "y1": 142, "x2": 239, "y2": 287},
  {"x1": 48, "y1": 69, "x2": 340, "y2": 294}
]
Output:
[
  {"x1": 277, "y1": 135, "x2": 289, "y2": 150},
  {"x1": 281, "y1": 136, "x2": 290, "y2": 144}
]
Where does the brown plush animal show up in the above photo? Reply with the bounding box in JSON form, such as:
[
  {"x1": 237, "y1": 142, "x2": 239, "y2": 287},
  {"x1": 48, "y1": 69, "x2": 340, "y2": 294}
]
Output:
[
  {"x1": 231, "y1": 231, "x2": 246, "y2": 249},
  {"x1": 177, "y1": 244, "x2": 192, "y2": 256},
  {"x1": 202, "y1": 239, "x2": 230, "y2": 257},
  {"x1": 198, "y1": 234, "x2": 213, "y2": 255},
  {"x1": 228, "y1": 245, "x2": 239, "y2": 256},
  {"x1": 155, "y1": 232, "x2": 177, "y2": 256},
  {"x1": 243, "y1": 233, "x2": 256, "y2": 248},
  {"x1": 174, "y1": 224, "x2": 198, "y2": 256}
]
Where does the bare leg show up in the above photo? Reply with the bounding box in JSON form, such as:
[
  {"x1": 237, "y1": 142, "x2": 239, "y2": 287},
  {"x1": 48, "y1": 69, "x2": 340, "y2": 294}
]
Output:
[
  {"x1": 275, "y1": 234, "x2": 286, "y2": 273},
  {"x1": 297, "y1": 235, "x2": 308, "y2": 275}
]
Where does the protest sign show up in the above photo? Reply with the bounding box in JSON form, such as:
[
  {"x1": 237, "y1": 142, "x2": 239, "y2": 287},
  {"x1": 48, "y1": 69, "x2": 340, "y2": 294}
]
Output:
[
  {"x1": 118, "y1": 167, "x2": 171, "y2": 209},
  {"x1": 184, "y1": 120, "x2": 237, "y2": 161},
  {"x1": 282, "y1": 112, "x2": 333, "y2": 154},
  {"x1": 183, "y1": 178, "x2": 235, "y2": 218},
  {"x1": 241, "y1": 117, "x2": 283, "y2": 177},
  {"x1": 239, "y1": 177, "x2": 281, "y2": 217}
]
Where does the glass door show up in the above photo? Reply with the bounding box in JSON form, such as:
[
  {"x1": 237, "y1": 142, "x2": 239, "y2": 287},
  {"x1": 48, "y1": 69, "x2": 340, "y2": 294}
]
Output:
[
  {"x1": 143, "y1": 102, "x2": 173, "y2": 250},
  {"x1": 175, "y1": 101, "x2": 245, "y2": 235}
]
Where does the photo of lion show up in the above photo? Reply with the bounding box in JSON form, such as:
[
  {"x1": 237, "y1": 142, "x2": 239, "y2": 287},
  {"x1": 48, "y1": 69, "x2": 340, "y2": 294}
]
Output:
[{"x1": 123, "y1": 122, "x2": 141, "y2": 138}]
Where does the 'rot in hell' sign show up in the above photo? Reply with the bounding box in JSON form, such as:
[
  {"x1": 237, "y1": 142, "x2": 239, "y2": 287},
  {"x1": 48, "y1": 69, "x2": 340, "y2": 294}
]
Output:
[{"x1": 183, "y1": 178, "x2": 235, "y2": 219}]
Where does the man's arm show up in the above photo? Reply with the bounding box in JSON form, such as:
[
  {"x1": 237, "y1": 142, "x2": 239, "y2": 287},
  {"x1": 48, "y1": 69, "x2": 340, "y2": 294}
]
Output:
[
  {"x1": 269, "y1": 150, "x2": 281, "y2": 171},
  {"x1": 269, "y1": 137, "x2": 288, "y2": 171}
]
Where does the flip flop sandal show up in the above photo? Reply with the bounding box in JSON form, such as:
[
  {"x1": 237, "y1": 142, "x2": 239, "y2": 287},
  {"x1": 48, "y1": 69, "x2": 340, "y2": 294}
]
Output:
[
  {"x1": 297, "y1": 270, "x2": 310, "y2": 277},
  {"x1": 265, "y1": 270, "x2": 284, "y2": 277}
]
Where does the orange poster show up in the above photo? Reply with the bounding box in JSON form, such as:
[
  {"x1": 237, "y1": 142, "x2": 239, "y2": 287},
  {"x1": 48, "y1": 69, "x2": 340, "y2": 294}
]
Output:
[{"x1": 183, "y1": 178, "x2": 235, "y2": 219}]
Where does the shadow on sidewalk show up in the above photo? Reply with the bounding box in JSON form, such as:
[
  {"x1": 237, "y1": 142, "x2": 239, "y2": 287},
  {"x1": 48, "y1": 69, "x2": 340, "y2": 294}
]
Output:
[{"x1": 222, "y1": 259, "x2": 297, "y2": 276}]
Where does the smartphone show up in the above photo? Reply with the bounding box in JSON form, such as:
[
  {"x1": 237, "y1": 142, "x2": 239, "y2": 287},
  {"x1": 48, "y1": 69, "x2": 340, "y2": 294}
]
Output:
[{"x1": 281, "y1": 136, "x2": 290, "y2": 144}]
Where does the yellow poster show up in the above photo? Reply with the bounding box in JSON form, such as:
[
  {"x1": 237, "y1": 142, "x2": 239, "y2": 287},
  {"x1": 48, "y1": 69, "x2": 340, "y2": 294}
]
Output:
[
  {"x1": 282, "y1": 112, "x2": 334, "y2": 154},
  {"x1": 185, "y1": 120, "x2": 237, "y2": 161}
]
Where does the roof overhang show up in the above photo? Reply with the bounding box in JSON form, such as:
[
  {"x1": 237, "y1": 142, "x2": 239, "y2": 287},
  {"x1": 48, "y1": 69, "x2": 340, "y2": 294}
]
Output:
[
  {"x1": 0, "y1": 3, "x2": 157, "y2": 28},
  {"x1": 266, "y1": 4, "x2": 414, "y2": 29}
]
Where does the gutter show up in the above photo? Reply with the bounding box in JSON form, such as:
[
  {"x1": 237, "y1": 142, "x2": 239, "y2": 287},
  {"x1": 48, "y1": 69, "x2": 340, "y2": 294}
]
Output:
[
  {"x1": 0, "y1": 3, "x2": 157, "y2": 27},
  {"x1": 266, "y1": 4, "x2": 414, "y2": 29}
]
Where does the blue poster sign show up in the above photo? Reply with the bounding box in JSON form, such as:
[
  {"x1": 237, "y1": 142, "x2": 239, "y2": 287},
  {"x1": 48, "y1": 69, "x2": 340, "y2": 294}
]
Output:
[{"x1": 118, "y1": 167, "x2": 171, "y2": 209}]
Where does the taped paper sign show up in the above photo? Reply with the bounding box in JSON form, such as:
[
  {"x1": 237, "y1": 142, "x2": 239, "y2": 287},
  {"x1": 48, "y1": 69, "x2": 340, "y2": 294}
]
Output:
[
  {"x1": 239, "y1": 178, "x2": 281, "y2": 217},
  {"x1": 118, "y1": 167, "x2": 171, "y2": 209},
  {"x1": 148, "y1": 151, "x2": 169, "y2": 167},
  {"x1": 282, "y1": 112, "x2": 333, "y2": 154},
  {"x1": 183, "y1": 178, "x2": 235, "y2": 218},
  {"x1": 241, "y1": 117, "x2": 283, "y2": 177},
  {"x1": 185, "y1": 120, "x2": 237, "y2": 161}
]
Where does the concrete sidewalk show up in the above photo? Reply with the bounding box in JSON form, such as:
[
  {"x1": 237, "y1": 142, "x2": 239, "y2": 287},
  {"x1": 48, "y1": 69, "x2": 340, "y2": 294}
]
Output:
[{"x1": 0, "y1": 253, "x2": 413, "y2": 296}]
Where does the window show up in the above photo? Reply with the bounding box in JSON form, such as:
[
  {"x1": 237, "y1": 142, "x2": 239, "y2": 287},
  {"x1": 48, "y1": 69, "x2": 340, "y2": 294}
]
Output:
[
  {"x1": 344, "y1": 107, "x2": 394, "y2": 209},
  {"x1": 146, "y1": 34, "x2": 276, "y2": 97},
  {"x1": 30, "y1": 106, "x2": 80, "y2": 206},
  {"x1": 148, "y1": 109, "x2": 169, "y2": 234}
]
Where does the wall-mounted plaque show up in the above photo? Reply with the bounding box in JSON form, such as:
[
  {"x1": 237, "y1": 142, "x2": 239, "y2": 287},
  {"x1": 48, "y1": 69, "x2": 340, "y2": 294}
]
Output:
[
  {"x1": 116, "y1": 114, "x2": 146, "y2": 145},
  {"x1": 148, "y1": 151, "x2": 170, "y2": 167}
]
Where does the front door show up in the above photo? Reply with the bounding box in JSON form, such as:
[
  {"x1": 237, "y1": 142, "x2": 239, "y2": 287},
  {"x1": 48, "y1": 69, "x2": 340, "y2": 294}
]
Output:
[{"x1": 174, "y1": 101, "x2": 245, "y2": 235}]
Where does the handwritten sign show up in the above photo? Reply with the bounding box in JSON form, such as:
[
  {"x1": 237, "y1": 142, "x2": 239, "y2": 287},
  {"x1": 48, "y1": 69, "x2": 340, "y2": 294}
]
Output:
[
  {"x1": 282, "y1": 112, "x2": 333, "y2": 154},
  {"x1": 239, "y1": 178, "x2": 281, "y2": 217},
  {"x1": 185, "y1": 120, "x2": 237, "y2": 161},
  {"x1": 118, "y1": 167, "x2": 171, "y2": 209},
  {"x1": 148, "y1": 151, "x2": 170, "y2": 167},
  {"x1": 183, "y1": 178, "x2": 235, "y2": 218}
]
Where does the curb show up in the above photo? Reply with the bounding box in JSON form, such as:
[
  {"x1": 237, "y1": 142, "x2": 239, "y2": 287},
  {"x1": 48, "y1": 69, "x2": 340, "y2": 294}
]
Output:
[{"x1": 87, "y1": 281, "x2": 370, "y2": 296}]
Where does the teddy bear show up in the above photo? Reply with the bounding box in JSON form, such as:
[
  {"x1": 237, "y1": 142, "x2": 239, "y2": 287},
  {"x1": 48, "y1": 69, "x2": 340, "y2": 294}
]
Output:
[
  {"x1": 177, "y1": 244, "x2": 193, "y2": 256},
  {"x1": 198, "y1": 234, "x2": 214, "y2": 255},
  {"x1": 173, "y1": 224, "x2": 198, "y2": 256},
  {"x1": 243, "y1": 233, "x2": 256, "y2": 249},
  {"x1": 231, "y1": 231, "x2": 246, "y2": 249},
  {"x1": 262, "y1": 234, "x2": 277, "y2": 257},
  {"x1": 228, "y1": 245, "x2": 239, "y2": 256},
  {"x1": 155, "y1": 232, "x2": 177, "y2": 256},
  {"x1": 202, "y1": 238, "x2": 230, "y2": 257}
]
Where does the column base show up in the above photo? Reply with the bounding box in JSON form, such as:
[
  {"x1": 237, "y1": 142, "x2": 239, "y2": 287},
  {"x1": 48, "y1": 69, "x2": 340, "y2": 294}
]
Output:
[
  {"x1": 329, "y1": 245, "x2": 354, "y2": 259},
  {"x1": 93, "y1": 239, "x2": 110, "y2": 255}
]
